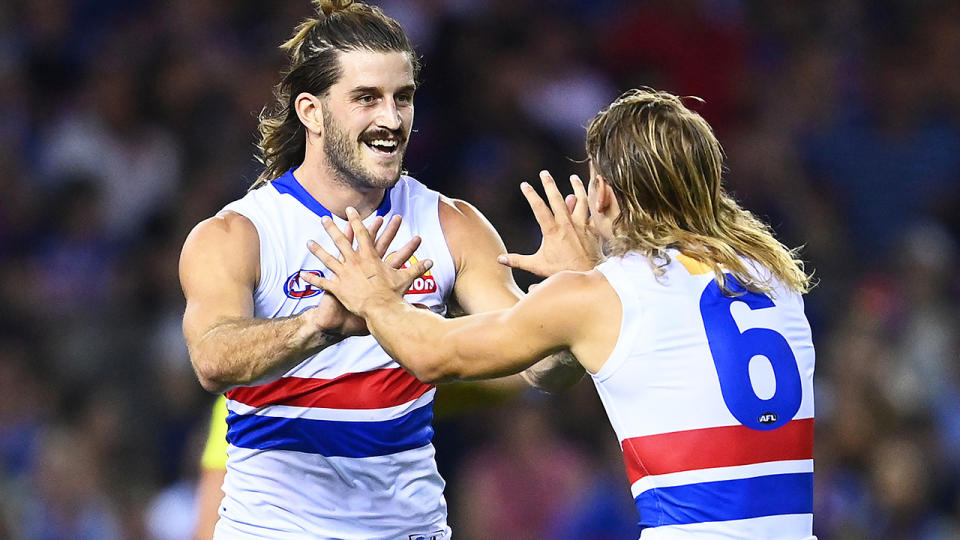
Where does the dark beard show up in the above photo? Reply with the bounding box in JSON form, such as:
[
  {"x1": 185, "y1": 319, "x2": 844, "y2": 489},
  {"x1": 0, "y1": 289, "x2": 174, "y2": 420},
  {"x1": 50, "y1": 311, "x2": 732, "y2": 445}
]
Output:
[{"x1": 322, "y1": 109, "x2": 404, "y2": 190}]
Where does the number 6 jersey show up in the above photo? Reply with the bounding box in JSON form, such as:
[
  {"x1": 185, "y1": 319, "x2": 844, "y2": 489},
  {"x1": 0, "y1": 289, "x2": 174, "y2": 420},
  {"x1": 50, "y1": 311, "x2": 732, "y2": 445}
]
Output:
[{"x1": 593, "y1": 251, "x2": 816, "y2": 539}]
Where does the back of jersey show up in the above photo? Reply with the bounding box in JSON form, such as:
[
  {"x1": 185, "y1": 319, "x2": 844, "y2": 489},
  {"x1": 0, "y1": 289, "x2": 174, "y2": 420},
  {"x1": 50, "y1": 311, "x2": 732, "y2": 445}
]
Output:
[{"x1": 593, "y1": 251, "x2": 815, "y2": 540}]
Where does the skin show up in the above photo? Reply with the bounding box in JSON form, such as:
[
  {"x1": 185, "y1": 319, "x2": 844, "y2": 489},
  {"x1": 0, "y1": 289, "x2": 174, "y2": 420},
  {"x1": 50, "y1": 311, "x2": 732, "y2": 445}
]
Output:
[
  {"x1": 181, "y1": 48, "x2": 600, "y2": 536},
  {"x1": 301, "y1": 169, "x2": 625, "y2": 382},
  {"x1": 180, "y1": 49, "x2": 587, "y2": 392},
  {"x1": 193, "y1": 397, "x2": 228, "y2": 540},
  {"x1": 193, "y1": 465, "x2": 225, "y2": 540},
  {"x1": 181, "y1": 48, "x2": 598, "y2": 536},
  {"x1": 180, "y1": 50, "x2": 421, "y2": 393}
]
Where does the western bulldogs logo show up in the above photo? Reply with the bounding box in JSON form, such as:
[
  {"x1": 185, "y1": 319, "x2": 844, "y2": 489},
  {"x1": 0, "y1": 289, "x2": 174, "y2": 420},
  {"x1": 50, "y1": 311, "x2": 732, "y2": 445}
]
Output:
[{"x1": 283, "y1": 269, "x2": 324, "y2": 299}]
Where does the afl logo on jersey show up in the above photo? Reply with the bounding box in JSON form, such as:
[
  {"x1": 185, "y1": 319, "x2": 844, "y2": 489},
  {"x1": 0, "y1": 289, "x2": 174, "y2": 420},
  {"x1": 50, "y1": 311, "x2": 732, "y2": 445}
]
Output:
[
  {"x1": 284, "y1": 269, "x2": 325, "y2": 299},
  {"x1": 759, "y1": 412, "x2": 778, "y2": 425}
]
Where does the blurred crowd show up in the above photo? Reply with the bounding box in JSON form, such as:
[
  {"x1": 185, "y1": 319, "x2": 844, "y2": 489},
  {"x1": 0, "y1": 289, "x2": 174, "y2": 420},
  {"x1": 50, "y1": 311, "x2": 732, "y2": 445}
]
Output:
[{"x1": 1, "y1": 0, "x2": 959, "y2": 538}]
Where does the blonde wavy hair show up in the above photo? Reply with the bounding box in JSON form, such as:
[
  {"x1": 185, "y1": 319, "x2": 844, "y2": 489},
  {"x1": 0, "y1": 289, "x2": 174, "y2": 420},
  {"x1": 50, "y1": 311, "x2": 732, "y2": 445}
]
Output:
[
  {"x1": 586, "y1": 88, "x2": 812, "y2": 295},
  {"x1": 251, "y1": 0, "x2": 419, "y2": 189}
]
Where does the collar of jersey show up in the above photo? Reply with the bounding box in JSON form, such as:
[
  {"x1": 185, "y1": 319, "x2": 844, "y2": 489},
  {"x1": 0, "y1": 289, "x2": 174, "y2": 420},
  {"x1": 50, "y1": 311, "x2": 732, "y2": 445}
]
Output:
[{"x1": 271, "y1": 168, "x2": 393, "y2": 219}]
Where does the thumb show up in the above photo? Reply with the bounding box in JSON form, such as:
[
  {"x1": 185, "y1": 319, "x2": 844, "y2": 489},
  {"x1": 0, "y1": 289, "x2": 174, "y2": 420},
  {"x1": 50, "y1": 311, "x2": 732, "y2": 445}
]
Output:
[
  {"x1": 497, "y1": 253, "x2": 547, "y2": 276},
  {"x1": 497, "y1": 253, "x2": 531, "y2": 269}
]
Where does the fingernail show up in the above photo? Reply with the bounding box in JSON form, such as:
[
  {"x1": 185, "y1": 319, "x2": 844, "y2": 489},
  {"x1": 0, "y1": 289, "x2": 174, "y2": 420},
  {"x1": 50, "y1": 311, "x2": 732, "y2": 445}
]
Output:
[
  {"x1": 497, "y1": 255, "x2": 508, "y2": 264},
  {"x1": 520, "y1": 182, "x2": 531, "y2": 190},
  {"x1": 307, "y1": 240, "x2": 318, "y2": 248},
  {"x1": 321, "y1": 216, "x2": 331, "y2": 224},
  {"x1": 346, "y1": 206, "x2": 357, "y2": 216},
  {"x1": 423, "y1": 260, "x2": 434, "y2": 270}
]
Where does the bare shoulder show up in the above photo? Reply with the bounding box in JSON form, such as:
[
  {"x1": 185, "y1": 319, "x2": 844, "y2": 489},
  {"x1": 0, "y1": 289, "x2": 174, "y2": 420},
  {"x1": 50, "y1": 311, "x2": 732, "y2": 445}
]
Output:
[
  {"x1": 534, "y1": 269, "x2": 614, "y2": 300},
  {"x1": 437, "y1": 195, "x2": 521, "y2": 313},
  {"x1": 511, "y1": 270, "x2": 614, "y2": 322},
  {"x1": 528, "y1": 269, "x2": 621, "y2": 373},
  {"x1": 180, "y1": 211, "x2": 260, "y2": 290},
  {"x1": 437, "y1": 195, "x2": 505, "y2": 252},
  {"x1": 184, "y1": 211, "x2": 257, "y2": 244},
  {"x1": 438, "y1": 195, "x2": 497, "y2": 234}
]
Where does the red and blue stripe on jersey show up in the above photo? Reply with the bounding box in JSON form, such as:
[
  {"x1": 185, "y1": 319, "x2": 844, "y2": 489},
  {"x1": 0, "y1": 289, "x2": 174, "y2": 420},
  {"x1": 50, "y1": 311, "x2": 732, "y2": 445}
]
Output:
[
  {"x1": 225, "y1": 367, "x2": 436, "y2": 458},
  {"x1": 622, "y1": 418, "x2": 814, "y2": 529}
]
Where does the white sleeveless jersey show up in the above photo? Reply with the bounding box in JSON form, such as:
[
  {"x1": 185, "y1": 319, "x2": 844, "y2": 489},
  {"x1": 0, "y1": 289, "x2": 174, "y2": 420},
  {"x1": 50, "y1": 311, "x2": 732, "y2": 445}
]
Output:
[
  {"x1": 213, "y1": 169, "x2": 454, "y2": 540},
  {"x1": 593, "y1": 251, "x2": 816, "y2": 539}
]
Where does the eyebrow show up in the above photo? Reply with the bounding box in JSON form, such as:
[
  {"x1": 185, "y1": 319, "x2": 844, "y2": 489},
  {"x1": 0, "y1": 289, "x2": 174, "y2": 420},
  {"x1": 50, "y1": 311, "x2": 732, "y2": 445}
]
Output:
[{"x1": 349, "y1": 84, "x2": 417, "y2": 96}]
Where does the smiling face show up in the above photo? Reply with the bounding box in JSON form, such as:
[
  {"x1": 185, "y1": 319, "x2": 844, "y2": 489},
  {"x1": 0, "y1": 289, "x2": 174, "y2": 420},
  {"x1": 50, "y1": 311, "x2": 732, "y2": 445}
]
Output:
[{"x1": 319, "y1": 49, "x2": 416, "y2": 189}]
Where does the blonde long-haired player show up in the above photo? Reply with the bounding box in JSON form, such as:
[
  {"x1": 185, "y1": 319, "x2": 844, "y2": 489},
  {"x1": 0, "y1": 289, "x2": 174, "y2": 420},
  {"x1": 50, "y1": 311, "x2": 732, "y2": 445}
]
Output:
[{"x1": 303, "y1": 88, "x2": 817, "y2": 539}]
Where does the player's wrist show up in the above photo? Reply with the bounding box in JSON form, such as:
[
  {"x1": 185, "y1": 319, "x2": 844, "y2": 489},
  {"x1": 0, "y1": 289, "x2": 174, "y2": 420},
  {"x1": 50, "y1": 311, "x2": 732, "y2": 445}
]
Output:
[
  {"x1": 297, "y1": 306, "x2": 344, "y2": 345},
  {"x1": 358, "y1": 291, "x2": 404, "y2": 319},
  {"x1": 573, "y1": 239, "x2": 603, "y2": 270},
  {"x1": 539, "y1": 257, "x2": 594, "y2": 277}
]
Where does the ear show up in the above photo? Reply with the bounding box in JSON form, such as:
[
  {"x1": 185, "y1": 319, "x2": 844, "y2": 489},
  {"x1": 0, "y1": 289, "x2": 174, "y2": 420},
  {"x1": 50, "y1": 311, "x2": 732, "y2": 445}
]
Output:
[
  {"x1": 294, "y1": 92, "x2": 324, "y2": 136},
  {"x1": 593, "y1": 174, "x2": 613, "y2": 214}
]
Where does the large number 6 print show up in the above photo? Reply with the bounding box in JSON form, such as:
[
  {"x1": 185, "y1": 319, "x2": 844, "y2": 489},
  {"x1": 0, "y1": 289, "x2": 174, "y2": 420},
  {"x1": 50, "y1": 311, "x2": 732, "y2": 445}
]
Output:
[{"x1": 699, "y1": 277, "x2": 802, "y2": 430}]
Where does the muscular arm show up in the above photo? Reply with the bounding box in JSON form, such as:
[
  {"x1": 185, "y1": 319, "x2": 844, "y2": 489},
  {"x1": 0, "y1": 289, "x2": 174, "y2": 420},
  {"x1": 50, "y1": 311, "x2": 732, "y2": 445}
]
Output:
[
  {"x1": 301, "y1": 209, "x2": 621, "y2": 384},
  {"x1": 180, "y1": 212, "x2": 342, "y2": 394},
  {"x1": 360, "y1": 271, "x2": 614, "y2": 382},
  {"x1": 439, "y1": 197, "x2": 586, "y2": 391},
  {"x1": 440, "y1": 196, "x2": 522, "y2": 313}
]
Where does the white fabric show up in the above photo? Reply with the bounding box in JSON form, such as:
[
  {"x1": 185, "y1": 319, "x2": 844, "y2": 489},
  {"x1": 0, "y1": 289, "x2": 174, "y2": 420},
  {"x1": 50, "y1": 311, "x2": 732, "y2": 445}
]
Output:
[
  {"x1": 593, "y1": 251, "x2": 816, "y2": 539},
  {"x1": 212, "y1": 172, "x2": 455, "y2": 540}
]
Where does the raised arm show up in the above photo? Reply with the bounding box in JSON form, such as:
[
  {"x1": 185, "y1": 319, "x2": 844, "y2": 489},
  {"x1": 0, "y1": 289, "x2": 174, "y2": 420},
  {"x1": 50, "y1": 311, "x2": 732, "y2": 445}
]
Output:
[
  {"x1": 180, "y1": 211, "x2": 411, "y2": 393},
  {"x1": 361, "y1": 271, "x2": 598, "y2": 383},
  {"x1": 495, "y1": 171, "x2": 606, "y2": 391},
  {"x1": 301, "y1": 208, "x2": 618, "y2": 382},
  {"x1": 437, "y1": 193, "x2": 586, "y2": 391}
]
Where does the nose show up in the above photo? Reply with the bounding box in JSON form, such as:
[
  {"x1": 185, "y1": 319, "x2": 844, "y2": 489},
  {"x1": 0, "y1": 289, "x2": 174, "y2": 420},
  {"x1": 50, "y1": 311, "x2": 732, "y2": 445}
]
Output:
[{"x1": 376, "y1": 99, "x2": 402, "y2": 131}]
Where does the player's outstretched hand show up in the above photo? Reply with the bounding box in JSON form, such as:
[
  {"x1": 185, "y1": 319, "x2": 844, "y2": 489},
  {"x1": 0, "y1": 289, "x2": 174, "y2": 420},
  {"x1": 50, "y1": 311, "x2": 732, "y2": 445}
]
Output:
[
  {"x1": 497, "y1": 170, "x2": 602, "y2": 277},
  {"x1": 306, "y1": 213, "x2": 409, "y2": 335},
  {"x1": 301, "y1": 208, "x2": 432, "y2": 317}
]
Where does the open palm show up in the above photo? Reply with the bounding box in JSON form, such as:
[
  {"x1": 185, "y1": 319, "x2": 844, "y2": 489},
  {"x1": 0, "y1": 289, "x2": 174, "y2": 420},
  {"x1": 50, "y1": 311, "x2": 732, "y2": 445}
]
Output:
[{"x1": 498, "y1": 170, "x2": 602, "y2": 277}]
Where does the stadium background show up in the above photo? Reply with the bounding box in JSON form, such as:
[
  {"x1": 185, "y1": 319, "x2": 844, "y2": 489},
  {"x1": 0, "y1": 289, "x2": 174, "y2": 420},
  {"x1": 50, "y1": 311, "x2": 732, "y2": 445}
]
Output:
[{"x1": 1, "y1": 0, "x2": 959, "y2": 538}]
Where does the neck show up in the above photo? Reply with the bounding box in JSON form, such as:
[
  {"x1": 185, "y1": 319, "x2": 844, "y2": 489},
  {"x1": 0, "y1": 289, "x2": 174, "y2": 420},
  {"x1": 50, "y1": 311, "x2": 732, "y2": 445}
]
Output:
[{"x1": 294, "y1": 152, "x2": 387, "y2": 219}]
